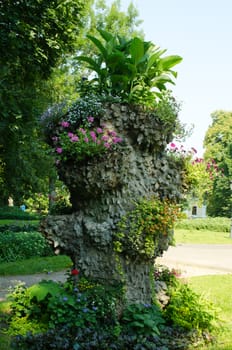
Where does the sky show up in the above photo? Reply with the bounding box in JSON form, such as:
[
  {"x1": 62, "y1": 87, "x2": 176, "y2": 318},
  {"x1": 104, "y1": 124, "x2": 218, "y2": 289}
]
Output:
[{"x1": 107, "y1": 0, "x2": 232, "y2": 156}]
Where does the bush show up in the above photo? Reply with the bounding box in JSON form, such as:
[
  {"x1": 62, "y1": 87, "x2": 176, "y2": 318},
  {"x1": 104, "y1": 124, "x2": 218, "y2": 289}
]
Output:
[
  {"x1": 8, "y1": 271, "x2": 217, "y2": 350},
  {"x1": 0, "y1": 206, "x2": 39, "y2": 220},
  {"x1": 175, "y1": 217, "x2": 230, "y2": 232},
  {"x1": 164, "y1": 280, "x2": 217, "y2": 332},
  {"x1": 0, "y1": 231, "x2": 53, "y2": 262},
  {"x1": 0, "y1": 223, "x2": 39, "y2": 233}
]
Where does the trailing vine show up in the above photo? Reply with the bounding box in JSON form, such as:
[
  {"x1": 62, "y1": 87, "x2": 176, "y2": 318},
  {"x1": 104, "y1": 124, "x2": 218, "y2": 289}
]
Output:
[{"x1": 114, "y1": 197, "x2": 181, "y2": 262}]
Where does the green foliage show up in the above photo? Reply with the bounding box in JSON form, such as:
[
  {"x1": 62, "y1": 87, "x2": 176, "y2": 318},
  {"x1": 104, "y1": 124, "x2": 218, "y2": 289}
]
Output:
[
  {"x1": 122, "y1": 303, "x2": 164, "y2": 337},
  {"x1": 204, "y1": 110, "x2": 232, "y2": 217},
  {"x1": 164, "y1": 280, "x2": 217, "y2": 332},
  {"x1": 6, "y1": 269, "x2": 218, "y2": 350},
  {"x1": 115, "y1": 197, "x2": 181, "y2": 261},
  {"x1": 0, "y1": 0, "x2": 90, "y2": 204},
  {"x1": 0, "y1": 206, "x2": 39, "y2": 220},
  {"x1": 175, "y1": 217, "x2": 231, "y2": 232},
  {"x1": 76, "y1": 29, "x2": 182, "y2": 106},
  {"x1": 0, "y1": 231, "x2": 53, "y2": 263}
]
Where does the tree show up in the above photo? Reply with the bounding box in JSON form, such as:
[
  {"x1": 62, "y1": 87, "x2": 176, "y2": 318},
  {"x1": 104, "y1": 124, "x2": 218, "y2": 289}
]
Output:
[
  {"x1": 203, "y1": 110, "x2": 232, "y2": 217},
  {"x1": 0, "y1": 0, "x2": 90, "y2": 204}
]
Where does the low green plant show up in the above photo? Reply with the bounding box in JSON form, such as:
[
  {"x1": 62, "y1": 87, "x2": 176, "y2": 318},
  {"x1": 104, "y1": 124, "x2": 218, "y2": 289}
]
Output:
[
  {"x1": 121, "y1": 303, "x2": 164, "y2": 337},
  {"x1": 164, "y1": 280, "x2": 218, "y2": 332},
  {"x1": 0, "y1": 206, "x2": 39, "y2": 220},
  {"x1": 0, "y1": 231, "x2": 53, "y2": 262},
  {"x1": 0, "y1": 222, "x2": 39, "y2": 233},
  {"x1": 5, "y1": 267, "x2": 218, "y2": 350},
  {"x1": 115, "y1": 197, "x2": 181, "y2": 261}
]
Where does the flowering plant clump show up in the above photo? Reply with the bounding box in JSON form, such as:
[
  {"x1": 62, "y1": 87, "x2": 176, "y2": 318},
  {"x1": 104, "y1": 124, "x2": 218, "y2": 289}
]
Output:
[
  {"x1": 114, "y1": 197, "x2": 181, "y2": 261},
  {"x1": 51, "y1": 116, "x2": 123, "y2": 162},
  {"x1": 167, "y1": 142, "x2": 197, "y2": 160}
]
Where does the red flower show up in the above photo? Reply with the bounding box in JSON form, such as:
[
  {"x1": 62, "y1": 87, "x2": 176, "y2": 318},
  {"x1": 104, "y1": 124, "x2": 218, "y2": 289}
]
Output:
[{"x1": 71, "y1": 269, "x2": 80, "y2": 276}]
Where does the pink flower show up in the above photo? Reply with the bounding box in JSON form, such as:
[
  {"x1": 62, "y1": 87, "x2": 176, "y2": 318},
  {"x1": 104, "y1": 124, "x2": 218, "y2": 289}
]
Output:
[
  {"x1": 90, "y1": 131, "x2": 97, "y2": 142},
  {"x1": 71, "y1": 135, "x2": 79, "y2": 142},
  {"x1": 84, "y1": 137, "x2": 89, "y2": 143},
  {"x1": 112, "y1": 137, "x2": 122, "y2": 144},
  {"x1": 170, "y1": 142, "x2": 176, "y2": 149},
  {"x1": 101, "y1": 135, "x2": 109, "y2": 142},
  {"x1": 60, "y1": 121, "x2": 70, "y2": 128},
  {"x1": 79, "y1": 128, "x2": 86, "y2": 135},
  {"x1": 96, "y1": 127, "x2": 103, "y2": 134},
  {"x1": 104, "y1": 142, "x2": 111, "y2": 149},
  {"x1": 56, "y1": 147, "x2": 63, "y2": 154},
  {"x1": 108, "y1": 130, "x2": 117, "y2": 137},
  {"x1": 87, "y1": 116, "x2": 94, "y2": 123},
  {"x1": 52, "y1": 136, "x2": 59, "y2": 142},
  {"x1": 68, "y1": 132, "x2": 74, "y2": 138}
]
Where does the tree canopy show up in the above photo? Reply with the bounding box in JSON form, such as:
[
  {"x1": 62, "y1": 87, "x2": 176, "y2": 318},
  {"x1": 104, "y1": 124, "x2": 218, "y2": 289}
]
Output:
[
  {"x1": 0, "y1": 0, "x2": 143, "y2": 207},
  {"x1": 203, "y1": 110, "x2": 232, "y2": 217}
]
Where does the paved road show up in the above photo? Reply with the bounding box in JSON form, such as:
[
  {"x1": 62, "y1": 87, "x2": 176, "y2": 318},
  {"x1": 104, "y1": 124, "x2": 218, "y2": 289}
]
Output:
[
  {"x1": 157, "y1": 243, "x2": 232, "y2": 277},
  {"x1": 1, "y1": 244, "x2": 232, "y2": 300}
]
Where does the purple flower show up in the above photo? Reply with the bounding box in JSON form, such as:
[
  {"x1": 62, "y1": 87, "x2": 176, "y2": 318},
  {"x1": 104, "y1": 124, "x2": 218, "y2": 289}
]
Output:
[
  {"x1": 63, "y1": 296, "x2": 68, "y2": 301},
  {"x1": 104, "y1": 142, "x2": 111, "y2": 149},
  {"x1": 71, "y1": 135, "x2": 79, "y2": 142},
  {"x1": 101, "y1": 135, "x2": 109, "y2": 142},
  {"x1": 56, "y1": 147, "x2": 63, "y2": 154},
  {"x1": 170, "y1": 142, "x2": 176, "y2": 149},
  {"x1": 79, "y1": 128, "x2": 86, "y2": 135},
  {"x1": 68, "y1": 132, "x2": 74, "y2": 138},
  {"x1": 112, "y1": 137, "x2": 122, "y2": 144},
  {"x1": 87, "y1": 116, "x2": 94, "y2": 123},
  {"x1": 96, "y1": 127, "x2": 103, "y2": 134},
  {"x1": 108, "y1": 130, "x2": 117, "y2": 137},
  {"x1": 84, "y1": 137, "x2": 89, "y2": 143},
  {"x1": 90, "y1": 131, "x2": 97, "y2": 142},
  {"x1": 60, "y1": 121, "x2": 70, "y2": 128},
  {"x1": 52, "y1": 136, "x2": 59, "y2": 142}
]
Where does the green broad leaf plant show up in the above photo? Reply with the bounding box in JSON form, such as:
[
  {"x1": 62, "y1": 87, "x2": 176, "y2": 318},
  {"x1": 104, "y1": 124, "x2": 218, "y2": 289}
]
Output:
[{"x1": 76, "y1": 29, "x2": 182, "y2": 106}]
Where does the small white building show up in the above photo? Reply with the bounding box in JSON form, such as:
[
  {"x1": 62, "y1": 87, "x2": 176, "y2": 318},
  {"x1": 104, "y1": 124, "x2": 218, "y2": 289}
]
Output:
[{"x1": 184, "y1": 199, "x2": 207, "y2": 218}]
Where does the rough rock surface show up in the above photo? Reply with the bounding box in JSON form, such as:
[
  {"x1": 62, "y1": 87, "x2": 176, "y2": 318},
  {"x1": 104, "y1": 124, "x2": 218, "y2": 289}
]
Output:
[{"x1": 41, "y1": 103, "x2": 185, "y2": 304}]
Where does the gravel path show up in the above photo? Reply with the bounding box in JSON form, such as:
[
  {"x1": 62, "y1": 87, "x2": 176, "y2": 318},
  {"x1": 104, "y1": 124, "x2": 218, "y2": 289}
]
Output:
[{"x1": 0, "y1": 270, "x2": 67, "y2": 301}]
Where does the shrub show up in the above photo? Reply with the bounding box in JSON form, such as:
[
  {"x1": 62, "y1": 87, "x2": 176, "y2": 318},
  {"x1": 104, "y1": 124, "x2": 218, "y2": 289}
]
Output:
[
  {"x1": 9, "y1": 272, "x2": 217, "y2": 350},
  {"x1": 115, "y1": 197, "x2": 181, "y2": 261},
  {"x1": 0, "y1": 206, "x2": 39, "y2": 220},
  {"x1": 0, "y1": 231, "x2": 53, "y2": 262},
  {"x1": 164, "y1": 280, "x2": 217, "y2": 332},
  {"x1": 0, "y1": 223, "x2": 39, "y2": 233},
  {"x1": 175, "y1": 217, "x2": 230, "y2": 232}
]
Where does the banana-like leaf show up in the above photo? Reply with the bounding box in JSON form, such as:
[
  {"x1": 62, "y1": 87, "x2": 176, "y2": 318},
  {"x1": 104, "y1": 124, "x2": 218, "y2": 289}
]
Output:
[
  {"x1": 151, "y1": 74, "x2": 175, "y2": 87},
  {"x1": 158, "y1": 55, "x2": 183, "y2": 71},
  {"x1": 129, "y1": 37, "x2": 144, "y2": 65},
  {"x1": 86, "y1": 34, "x2": 108, "y2": 60},
  {"x1": 75, "y1": 56, "x2": 102, "y2": 76},
  {"x1": 98, "y1": 28, "x2": 114, "y2": 43},
  {"x1": 146, "y1": 49, "x2": 166, "y2": 72}
]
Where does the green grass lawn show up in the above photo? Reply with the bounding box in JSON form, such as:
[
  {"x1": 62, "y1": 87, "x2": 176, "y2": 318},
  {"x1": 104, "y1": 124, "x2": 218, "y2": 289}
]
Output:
[
  {"x1": 0, "y1": 255, "x2": 72, "y2": 276},
  {"x1": 189, "y1": 274, "x2": 232, "y2": 350},
  {"x1": 174, "y1": 229, "x2": 232, "y2": 244}
]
